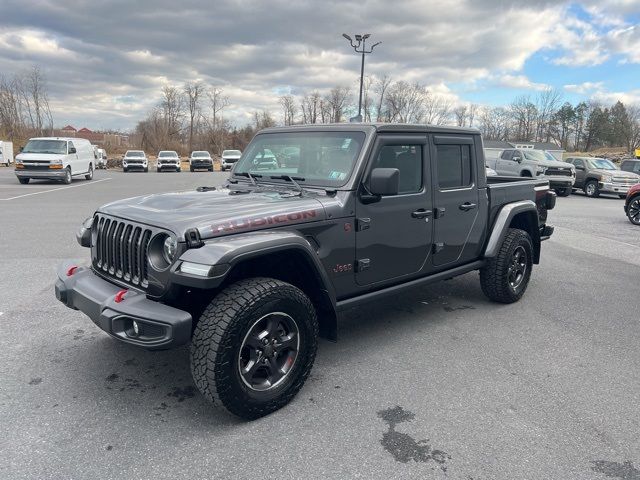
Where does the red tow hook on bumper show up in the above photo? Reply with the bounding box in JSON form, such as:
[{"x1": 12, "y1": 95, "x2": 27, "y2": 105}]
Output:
[
  {"x1": 66, "y1": 266, "x2": 78, "y2": 277},
  {"x1": 114, "y1": 289, "x2": 128, "y2": 303}
]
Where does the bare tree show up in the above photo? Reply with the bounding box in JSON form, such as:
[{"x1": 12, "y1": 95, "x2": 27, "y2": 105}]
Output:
[
  {"x1": 534, "y1": 88, "x2": 563, "y2": 142},
  {"x1": 160, "y1": 85, "x2": 184, "y2": 141},
  {"x1": 183, "y1": 81, "x2": 204, "y2": 152},
  {"x1": 374, "y1": 74, "x2": 392, "y2": 121},
  {"x1": 279, "y1": 94, "x2": 298, "y2": 126},
  {"x1": 385, "y1": 81, "x2": 426, "y2": 123},
  {"x1": 253, "y1": 110, "x2": 276, "y2": 129},
  {"x1": 301, "y1": 91, "x2": 321, "y2": 124},
  {"x1": 207, "y1": 86, "x2": 230, "y2": 131},
  {"x1": 510, "y1": 95, "x2": 537, "y2": 140},
  {"x1": 454, "y1": 105, "x2": 468, "y2": 127},
  {"x1": 325, "y1": 86, "x2": 351, "y2": 123}
]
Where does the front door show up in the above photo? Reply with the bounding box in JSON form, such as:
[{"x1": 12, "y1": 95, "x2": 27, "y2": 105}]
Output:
[
  {"x1": 431, "y1": 135, "x2": 481, "y2": 267},
  {"x1": 497, "y1": 149, "x2": 517, "y2": 175},
  {"x1": 572, "y1": 158, "x2": 586, "y2": 188},
  {"x1": 355, "y1": 136, "x2": 433, "y2": 286}
]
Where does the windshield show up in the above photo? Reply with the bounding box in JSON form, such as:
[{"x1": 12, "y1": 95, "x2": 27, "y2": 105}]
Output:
[
  {"x1": 588, "y1": 158, "x2": 617, "y2": 170},
  {"x1": 126, "y1": 151, "x2": 145, "y2": 158},
  {"x1": 23, "y1": 140, "x2": 67, "y2": 155},
  {"x1": 158, "y1": 151, "x2": 178, "y2": 158},
  {"x1": 544, "y1": 152, "x2": 557, "y2": 162},
  {"x1": 522, "y1": 150, "x2": 548, "y2": 162},
  {"x1": 234, "y1": 131, "x2": 366, "y2": 187},
  {"x1": 192, "y1": 151, "x2": 209, "y2": 158},
  {"x1": 223, "y1": 150, "x2": 242, "y2": 156}
]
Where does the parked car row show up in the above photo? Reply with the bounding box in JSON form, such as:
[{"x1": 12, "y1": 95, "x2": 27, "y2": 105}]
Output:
[
  {"x1": 564, "y1": 157, "x2": 640, "y2": 198},
  {"x1": 123, "y1": 149, "x2": 238, "y2": 173}
]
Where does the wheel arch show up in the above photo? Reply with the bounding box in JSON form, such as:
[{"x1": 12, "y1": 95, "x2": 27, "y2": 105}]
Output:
[
  {"x1": 484, "y1": 201, "x2": 541, "y2": 264},
  {"x1": 173, "y1": 231, "x2": 338, "y2": 341}
]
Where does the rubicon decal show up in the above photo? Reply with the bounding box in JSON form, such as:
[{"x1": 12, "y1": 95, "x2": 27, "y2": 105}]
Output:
[{"x1": 208, "y1": 209, "x2": 319, "y2": 234}]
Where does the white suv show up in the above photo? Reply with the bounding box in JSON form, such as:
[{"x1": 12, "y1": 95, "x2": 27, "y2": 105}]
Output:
[
  {"x1": 123, "y1": 150, "x2": 148, "y2": 172},
  {"x1": 221, "y1": 149, "x2": 242, "y2": 171},
  {"x1": 157, "y1": 151, "x2": 181, "y2": 172}
]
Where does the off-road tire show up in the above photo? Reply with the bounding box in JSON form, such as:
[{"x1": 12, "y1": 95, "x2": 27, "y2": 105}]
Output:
[
  {"x1": 585, "y1": 180, "x2": 600, "y2": 197},
  {"x1": 18, "y1": 177, "x2": 29, "y2": 184},
  {"x1": 63, "y1": 167, "x2": 72, "y2": 184},
  {"x1": 85, "y1": 164, "x2": 93, "y2": 180},
  {"x1": 480, "y1": 228, "x2": 533, "y2": 304},
  {"x1": 555, "y1": 187, "x2": 571, "y2": 197},
  {"x1": 190, "y1": 277, "x2": 318, "y2": 419}
]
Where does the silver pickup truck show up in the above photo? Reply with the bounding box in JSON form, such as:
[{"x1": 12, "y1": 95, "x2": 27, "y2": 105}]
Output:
[{"x1": 486, "y1": 148, "x2": 576, "y2": 197}]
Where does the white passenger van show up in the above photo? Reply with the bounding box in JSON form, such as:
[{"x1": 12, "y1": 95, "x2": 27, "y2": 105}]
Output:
[{"x1": 15, "y1": 137, "x2": 95, "y2": 185}]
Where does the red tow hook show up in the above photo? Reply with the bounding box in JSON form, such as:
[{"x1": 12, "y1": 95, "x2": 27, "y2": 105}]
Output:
[
  {"x1": 114, "y1": 289, "x2": 128, "y2": 303},
  {"x1": 66, "y1": 266, "x2": 78, "y2": 277}
]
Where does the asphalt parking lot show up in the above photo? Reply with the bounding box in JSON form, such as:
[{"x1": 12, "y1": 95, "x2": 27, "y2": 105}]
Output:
[{"x1": 1, "y1": 166, "x2": 639, "y2": 480}]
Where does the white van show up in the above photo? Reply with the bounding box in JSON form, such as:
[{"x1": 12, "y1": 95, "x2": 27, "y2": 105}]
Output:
[
  {"x1": 0, "y1": 141, "x2": 14, "y2": 165},
  {"x1": 15, "y1": 137, "x2": 95, "y2": 185}
]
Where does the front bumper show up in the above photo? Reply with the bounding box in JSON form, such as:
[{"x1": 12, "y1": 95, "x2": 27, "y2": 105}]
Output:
[
  {"x1": 158, "y1": 162, "x2": 180, "y2": 169},
  {"x1": 15, "y1": 169, "x2": 67, "y2": 179},
  {"x1": 599, "y1": 182, "x2": 636, "y2": 194},
  {"x1": 546, "y1": 175, "x2": 575, "y2": 189},
  {"x1": 124, "y1": 163, "x2": 147, "y2": 170},
  {"x1": 55, "y1": 263, "x2": 191, "y2": 349}
]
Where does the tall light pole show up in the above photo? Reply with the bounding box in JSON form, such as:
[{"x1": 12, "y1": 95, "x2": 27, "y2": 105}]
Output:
[{"x1": 342, "y1": 33, "x2": 381, "y2": 122}]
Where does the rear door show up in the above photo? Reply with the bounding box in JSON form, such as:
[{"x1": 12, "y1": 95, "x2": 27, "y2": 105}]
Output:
[
  {"x1": 355, "y1": 135, "x2": 433, "y2": 286},
  {"x1": 431, "y1": 135, "x2": 481, "y2": 267}
]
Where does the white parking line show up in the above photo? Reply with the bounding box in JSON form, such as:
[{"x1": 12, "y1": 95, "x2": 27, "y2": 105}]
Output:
[{"x1": 0, "y1": 178, "x2": 112, "y2": 201}]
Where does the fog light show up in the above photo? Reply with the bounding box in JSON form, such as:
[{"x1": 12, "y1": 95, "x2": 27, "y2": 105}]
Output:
[{"x1": 132, "y1": 320, "x2": 140, "y2": 336}]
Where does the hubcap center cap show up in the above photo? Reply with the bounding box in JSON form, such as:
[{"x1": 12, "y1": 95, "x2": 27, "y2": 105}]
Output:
[{"x1": 263, "y1": 344, "x2": 275, "y2": 358}]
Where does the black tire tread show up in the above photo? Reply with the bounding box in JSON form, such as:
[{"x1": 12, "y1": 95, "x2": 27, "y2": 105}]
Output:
[
  {"x1": 190, "y1": 277, "x2": 318, "y2": 419},
  {"x1": 480, "y1": 228, "x2": 532, "y2": 304}
]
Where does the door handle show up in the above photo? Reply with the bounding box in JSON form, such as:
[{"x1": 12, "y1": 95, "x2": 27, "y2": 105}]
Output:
[
  {"x1": 459, "y1": 202, "x2": 477, "y2": 211},
  {"x1": 411, "y1": 209, "x2": 432, "y2": 219}
]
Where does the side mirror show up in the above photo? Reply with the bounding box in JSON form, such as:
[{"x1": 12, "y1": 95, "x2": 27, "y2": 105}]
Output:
[
  {"x1": 69, "y1": 147, "x2": 77, "y2": 154},
  {"x1": 20, "y1": 146, "x2": 24, "y2": 152},
  {"x1": 369, "y1": 168, "x2": 400, "y2": 196},
  {"x1": 512, "y1": 156, "x2": 522, "y2": 163}
]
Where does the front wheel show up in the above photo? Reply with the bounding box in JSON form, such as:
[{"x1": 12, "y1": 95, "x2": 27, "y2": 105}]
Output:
[
  {"x1": 627, "y1": 196, "x2": 640, "y2": 225},
  {"x1": 480, "y1": 228, "x2": 533, "y2": 303},
  {"x1": 18, "y1": 177, "x2": 29, "y2": 184},
  {"x1": 63, "y1": 167, "x2": 72, "y2": 184},
  {"x1": 85, "y1": 164, "x2": 93, "y2": 180},
  {"x1": 190, "y1": 278, "x2": 318, "y2": 419},
  {"x1": 585, "y1": 180, "x2": 600, "y2": 198},
  {"x1": 555, "y1": 187, "x2": 571, "y2": 197}
]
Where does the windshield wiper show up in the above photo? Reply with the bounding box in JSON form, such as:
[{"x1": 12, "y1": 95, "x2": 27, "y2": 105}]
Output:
[
  {"x1": 269, "y1": 175, "x2": 305, "y2": 195},
  {"x1": 235, "y1": 172, "x2": 262, "y2": 186}
]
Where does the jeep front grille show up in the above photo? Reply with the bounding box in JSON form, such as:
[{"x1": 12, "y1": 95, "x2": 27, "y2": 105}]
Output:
[{"x1": 92, "y1": 215, "x2": 152, "y2": 288}]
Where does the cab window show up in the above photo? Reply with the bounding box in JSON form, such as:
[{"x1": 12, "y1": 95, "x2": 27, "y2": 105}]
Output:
[
  {"x1": 436, "y1": 144, "x2": 472, "y2": 189},
  {"x1": 371, "y1": 145, "x2": 423, "y2": 194}
]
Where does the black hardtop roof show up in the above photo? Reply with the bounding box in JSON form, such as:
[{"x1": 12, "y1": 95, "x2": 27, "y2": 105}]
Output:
[{"x1": 260, "y1": 123, "x2": 480, "y2": 136}]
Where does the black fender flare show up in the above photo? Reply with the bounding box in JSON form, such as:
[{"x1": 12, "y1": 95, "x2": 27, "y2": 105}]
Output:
[
  {"x1": 484, "y1": 200, "x2": 541, "y2": 262},
  {"x1": 170, "y1": 230, "x2": 338, "y2": 340}
]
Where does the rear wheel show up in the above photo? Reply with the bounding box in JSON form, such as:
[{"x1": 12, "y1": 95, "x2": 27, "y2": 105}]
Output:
[
  {"x1": 480, "y1": 228, "x2": 533, "y2": 304},
  {"x1": 63, "y1": 167, "x2": 72, "y2": 185},
  {"x1": 18, "y1": 177, "x2": 29, "y2": 184},
  {"x1": 628, "y1": 196, "x2": 640, "y2": 225},
  {"x1": 190, "y1": 277, "x2": 318, "y2": 419},
  {"x1": 85, "y1": 164, "x2": 93, "y2": 180},
  {"x1": 585, "y1": 180, "x2": 600, "y2": 197}
]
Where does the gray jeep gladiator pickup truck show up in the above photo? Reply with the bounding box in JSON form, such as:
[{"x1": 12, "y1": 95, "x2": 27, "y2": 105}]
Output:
[{"x1": 55, "y1": 124, "x2": 556, "y2": 419}]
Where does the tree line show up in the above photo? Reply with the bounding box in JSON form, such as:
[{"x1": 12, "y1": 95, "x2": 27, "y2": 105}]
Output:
[
  {"x1": 477, "y1": 90, "x2": 640, "y2": 152},
  {"x1": 2, "y1": 65, "x2": 638, "y2": 155}
]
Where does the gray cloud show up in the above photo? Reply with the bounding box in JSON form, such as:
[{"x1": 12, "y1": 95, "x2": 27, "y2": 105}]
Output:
[{"x1": 0, "y1": 0, "x2": 637, "y2": 130}]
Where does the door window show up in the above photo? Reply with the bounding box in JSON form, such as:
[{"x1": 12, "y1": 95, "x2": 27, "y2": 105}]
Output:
[
  {"x1": 436, "y1": 144, "x2": 472, "y2": 189},
  {"x1": 371, "y1": 145, "x2": 423, "y2": 194},
  {"x1": 500, "y1": 150, "x2": 513, "y2": 160},
  {"x1": 68, "y1": 141, "x2": 75, "y2": 153},
  {"x1": 573, "y1": 159, "x2": 584, "y2": 169}
]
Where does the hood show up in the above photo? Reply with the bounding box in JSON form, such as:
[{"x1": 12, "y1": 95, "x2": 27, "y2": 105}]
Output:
[
  {"x1": 16, "y1": 153, "x2": 63, "y2": 162},
  {"x1": 538, "y1": 159, "x2": 573, "y2": 169},
  {"x1": 98, "y1": 187, "x2": 327, "y2": 240},
  {"x1": 593, "y1": 169, "x2": 640, "y2": 179},
  {"x1": 222, "y1": 154, "x2": 241, "y2": 160}
]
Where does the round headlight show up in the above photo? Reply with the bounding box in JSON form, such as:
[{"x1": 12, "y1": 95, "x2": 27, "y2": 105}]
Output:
[{"x1": 163, "y1": 236, "x2": 177, "y2": 263}]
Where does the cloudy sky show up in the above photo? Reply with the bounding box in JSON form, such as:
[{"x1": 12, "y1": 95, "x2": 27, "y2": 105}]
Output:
[{"x1": 1, "y1": 0, "x2": 639, "y2": 131}]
